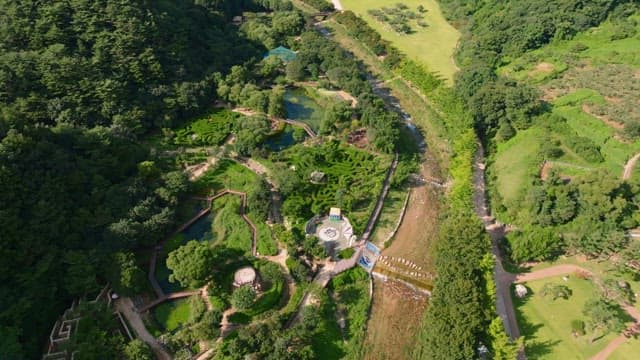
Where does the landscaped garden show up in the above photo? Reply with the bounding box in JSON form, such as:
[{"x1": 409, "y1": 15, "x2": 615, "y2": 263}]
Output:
[
  {"x1": 268, "y1": 141, "x2": 392, "y2": 232},
  {"x1": 514, "y1": 275, "x2": 631, "y2": 359}
]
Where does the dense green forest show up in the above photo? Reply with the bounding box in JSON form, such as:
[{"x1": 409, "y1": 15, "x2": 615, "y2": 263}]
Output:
[{"x1": 0, "y1": 0, "x2": 271, "y2": 357}]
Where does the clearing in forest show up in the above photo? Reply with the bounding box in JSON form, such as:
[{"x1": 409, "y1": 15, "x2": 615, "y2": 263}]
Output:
[
  {"x1": 340, "y1": 0, "x2": 460, "y2": 83},
  {"x1": 514, "y1": 276, "x2": 624, "y2": 359}
]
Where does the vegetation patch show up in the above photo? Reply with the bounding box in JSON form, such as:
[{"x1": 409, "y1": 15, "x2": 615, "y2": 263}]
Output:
[
  {"x1": 153, "y1": 298, "x2": 192, "y2": 333},
  {"x1": 514, "y1": 277, "x2": 623, "y2": 359},
  {"x1": 340, "y1": 0, "x2": 460, "y2": 82},
  {"x1": 172, "y1": 110, "x2": 238, "y2": 147},
  {"x1": 271, "y1": 141, "x2": 391, "y2": 231}
]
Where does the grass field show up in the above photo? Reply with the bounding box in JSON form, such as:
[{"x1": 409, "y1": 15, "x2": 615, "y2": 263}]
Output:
[
  {"x1": 195, "y1": 159, "x2": 262, "y2": 193},
  {"x1": 492, "y1": 127, "x2": 543, "y2": 204},
  {"x1": 340, "y1": 0, "x2": 460, "y2": 83},
  {"x1": 609, "y1": 337, "x2": 640, "y2": 360},
  {"x1": 153, "y1": 298, "x2": 192, "y2": 332},
  {"x1": 212, "y1": 196, "x2": 253, "y2": 254},
  {"x1": 514, "y1": 276, "x2": 619, "y2": 359}
]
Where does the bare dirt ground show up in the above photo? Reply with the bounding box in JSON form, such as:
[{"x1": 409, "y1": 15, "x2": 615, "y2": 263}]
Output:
[
  {"x1": 364, "y1": 278, "x2": 428, "y2": 360},
  {"x1": 529, "y1": 62, "x2": 555, "y2": 77},
  {"x1": 364, "y1": 155, "x2": 441, "y2": 359},
  {"x1": 379, "y1": 160, "x2": 440, "y2": 270}
]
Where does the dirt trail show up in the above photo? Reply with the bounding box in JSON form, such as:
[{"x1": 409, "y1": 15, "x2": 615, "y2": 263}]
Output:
[
  {"x1": 590, "y1": 335, "x2": 627, "y2": 360},
  {"x1": 623, "y1": 153, "x2": 640, "y2": 180},
  {"x1": 114, "y1": 298, "x2": 171, "y2": 360}
]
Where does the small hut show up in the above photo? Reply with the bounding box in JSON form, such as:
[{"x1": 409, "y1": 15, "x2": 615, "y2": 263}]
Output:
[
  {"x1": 233, "y1": 267, "x2": 260, "y2": 290},
  {"x1": 329, "y1": 207, "x2": 342, "y2": 221}
]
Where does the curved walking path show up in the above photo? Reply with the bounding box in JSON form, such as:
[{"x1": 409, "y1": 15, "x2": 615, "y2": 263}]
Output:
[
  {"x1": 623, "y1": 153, "x2": 640, "y2": 180},
  {"x1": 114, "y1": 298, "x2": 171, "y2": 360}
]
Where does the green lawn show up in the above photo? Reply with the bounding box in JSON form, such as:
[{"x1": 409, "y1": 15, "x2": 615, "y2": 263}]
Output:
[
  {"x1": 212, "y1": 196, "x2": 253, "y2": 254},
  {"x1": 514, "y1": 276, "x2": 620, "y2": 359},
  {"x1": 153, "y1": 298, "x2": 192, "y2": 332},
  {"x1": 369, "y1": 188, "x2": 408, "y2": 247},
  {"x1": 195, "y1": 159, "x2": 262, "y2": 193},
  {"x1": 493, "y1": 127, "x2": 543, "y2": 204},
  {"x1": 609, "y1": 337, "x2": 640, "y2": 360},
  {"x1": 340, "y1": 0, "x2": 460, "y2": 83}
]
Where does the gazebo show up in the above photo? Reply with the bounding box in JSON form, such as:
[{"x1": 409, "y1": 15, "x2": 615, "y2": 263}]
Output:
[{"x1": 233, "y1": 267, "x2": 259, "y2": 289}]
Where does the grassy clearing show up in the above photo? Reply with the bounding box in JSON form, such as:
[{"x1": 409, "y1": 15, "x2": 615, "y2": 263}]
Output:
[
  {"x1": 153, "y1": 298, "x2": 192, "y2": 332},
  {"x1": 492, "y1": 127, "x2": 542, "y2": 203},
  {"x1": 514, "y1": 276, "x2": 619, "y2": 359},
  {"x1": 523, "y1": 255, "x2": 640, "y2": 314},
  {"x1": 369, "y1": 188, "x2": 407, "y2": 246},
  {"x1": 312, "y1": 295, "x2": 346, "y2": 359},
  {"x1": 609, "y1": 337, "x2": 640, "y2": 360},
  {"x1": 499, "y1": 16, "x2": 640, "y2": 79},
  {"x1": 554, "y1": 104, "x2": 640, "y2": 174},
  {"x1": 212, "y1": 196, "x2": 252, "y2": 254},
  {"x1": 340, "y1": 0, "x2": 460, "y2": 83},
  {"x1": 195, "y1": 159, "x2": 261, "y2": 193}
]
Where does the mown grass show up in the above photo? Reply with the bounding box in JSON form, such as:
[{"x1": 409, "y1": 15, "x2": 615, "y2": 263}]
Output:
[
  {"x1": 514, "y1": 276, "x2": 619, "y2": 359},
  {"x1": 492, "y1": 127, "x2": 543, "y2": 204},
  {"x1": 340, "y1": 0, "x2": 460, "y2": 83},
  {"x1": 232, "y1": 279, "x2": 284, "y2": 321},
  {"x1": 609, "y1": 337, "x2": 640, "y2": 360},
  {"x1": 153, "y1": 298, "x2": 192, "y2": 332}
]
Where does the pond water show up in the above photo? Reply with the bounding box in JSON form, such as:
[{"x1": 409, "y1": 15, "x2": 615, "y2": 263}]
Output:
[
  {"x1": 156, "y1": 212, "x2": 215, "y2": 294},
  {"x1": 284, "y1": 88, "x2": 325, "y2": 131},
  {"x1": 181, "y1": 212, "x2": 215, "y2": 244},
  {"x1": 264, "y1": 125, "x2": 296, "y2": 151}
]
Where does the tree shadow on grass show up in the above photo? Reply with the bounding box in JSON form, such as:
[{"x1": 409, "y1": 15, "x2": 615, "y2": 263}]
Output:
[{"x1": 512, "y1": 288, "x2": 558, "y2": 358}]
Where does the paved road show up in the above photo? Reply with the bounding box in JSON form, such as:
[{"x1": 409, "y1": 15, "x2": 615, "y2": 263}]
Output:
[
  {"x1": 114, "y1": 298, "x2": 171, "y2": 360},
  {"x1": 331, "y1": 0, "x2": 343, "y2": 11}
]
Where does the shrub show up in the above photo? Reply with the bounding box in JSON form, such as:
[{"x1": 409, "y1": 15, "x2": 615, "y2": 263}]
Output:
[
  {"x1": 339, "y1": 248, "x2": 355, "y2": 259},
  {"x1": 571, "y1": 319, "x2": 586, "y2": 336},
  {"x1": 231, "y1": 286, "x2": 256, "y2": 310},
  {"x1": 540, "y1": 282, "x2": 572, "y2": 300}
]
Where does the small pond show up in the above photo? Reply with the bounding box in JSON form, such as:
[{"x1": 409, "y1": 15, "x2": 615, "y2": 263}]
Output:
[
  {"x1": 156, "y1": 212, "x2": 215, "y2": 294},
  {"x1": 264, "y1": 125, "x2": 296, "y2": 151},
  {"x1": 284, "y1": 88, "x2": 325, "y2": 131}
]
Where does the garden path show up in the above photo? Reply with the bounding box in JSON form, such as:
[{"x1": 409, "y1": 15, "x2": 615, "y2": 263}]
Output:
[
  {"x1": 623, "y1": 152, "x2": 640, "y2": 180},
  {"x1": 114, "y1": 297, "x2": 171, "y2": 360}
]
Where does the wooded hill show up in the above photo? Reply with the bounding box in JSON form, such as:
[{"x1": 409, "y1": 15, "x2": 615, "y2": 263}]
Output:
[{"x1": 0, "y1": 0, "x2": 269, "y2": 357}]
